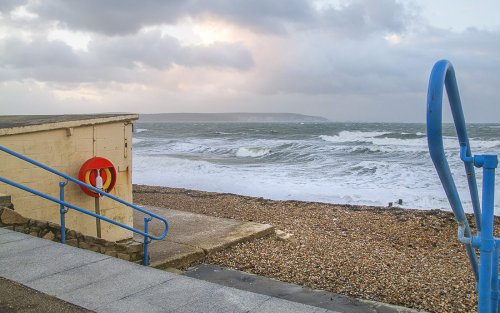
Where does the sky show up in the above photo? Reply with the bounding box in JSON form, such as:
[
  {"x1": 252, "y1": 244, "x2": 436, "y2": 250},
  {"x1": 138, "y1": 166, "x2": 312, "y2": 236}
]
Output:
[{"x1": 0, "y1": 0, "x2": 499, "y2": 122}]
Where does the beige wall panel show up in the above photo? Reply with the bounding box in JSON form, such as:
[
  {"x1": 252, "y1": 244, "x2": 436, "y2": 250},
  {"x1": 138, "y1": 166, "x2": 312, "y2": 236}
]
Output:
[{"x1": 0, "y1": 119, "x2": 136, "y2": 241}]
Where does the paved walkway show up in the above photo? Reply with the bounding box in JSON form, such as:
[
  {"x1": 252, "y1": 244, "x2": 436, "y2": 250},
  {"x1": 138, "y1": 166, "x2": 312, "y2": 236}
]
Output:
[
  {"x1": 133, "y1": 205, "x2": 274, "y2": 269},
  {"x1": 0, "y1": 228, "x2": 335, "y2": 313}
]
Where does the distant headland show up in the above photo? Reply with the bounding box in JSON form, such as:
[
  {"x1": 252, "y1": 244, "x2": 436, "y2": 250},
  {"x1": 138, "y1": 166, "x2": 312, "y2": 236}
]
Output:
[{"x1": 139, "y1": 113, "x2": 330, "y2": 123}]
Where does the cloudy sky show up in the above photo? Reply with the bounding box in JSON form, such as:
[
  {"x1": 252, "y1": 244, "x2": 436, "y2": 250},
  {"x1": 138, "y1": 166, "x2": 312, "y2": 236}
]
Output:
[{"x1": 0, "y1": 0, "x2": 499, "y2": 122}]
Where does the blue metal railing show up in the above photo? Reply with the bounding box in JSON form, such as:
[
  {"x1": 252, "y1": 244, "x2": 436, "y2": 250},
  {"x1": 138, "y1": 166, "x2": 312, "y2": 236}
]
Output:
[
  {"x1": 0, "y1": 145, "x2": 168, "y2": 266},
  {"x1": 427, "y1": 59, "x2": 498, "y2": 313}
]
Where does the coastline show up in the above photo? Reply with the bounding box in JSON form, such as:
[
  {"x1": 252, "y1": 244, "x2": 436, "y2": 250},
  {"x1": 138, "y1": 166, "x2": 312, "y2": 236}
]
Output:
[{"x1": 133, "y1": 184, "x2": 486, "y2": 313}]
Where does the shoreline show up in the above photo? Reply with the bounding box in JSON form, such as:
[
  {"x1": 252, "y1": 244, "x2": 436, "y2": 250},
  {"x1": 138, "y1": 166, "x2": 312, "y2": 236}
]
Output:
[{"x1": 133, "y1": 184, "x2": 486, "y2": 313}]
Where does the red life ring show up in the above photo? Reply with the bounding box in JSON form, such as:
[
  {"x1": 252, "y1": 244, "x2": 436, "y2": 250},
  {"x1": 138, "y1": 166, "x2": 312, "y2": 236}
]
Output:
[{"x1": 78, "y1": 157, "x2": 117, "y2": 197}]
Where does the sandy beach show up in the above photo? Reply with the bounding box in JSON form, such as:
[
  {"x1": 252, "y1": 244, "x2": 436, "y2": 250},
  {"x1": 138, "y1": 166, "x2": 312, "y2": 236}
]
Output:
[{"x1": 133, "y1": 184, "x2": 492, "y2": 313}]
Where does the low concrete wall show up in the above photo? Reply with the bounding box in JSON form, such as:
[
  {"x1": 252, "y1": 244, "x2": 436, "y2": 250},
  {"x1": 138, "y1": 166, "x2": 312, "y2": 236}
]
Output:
[{"x1": 0, "y1": 207, "x2": 144, "y2": 263}]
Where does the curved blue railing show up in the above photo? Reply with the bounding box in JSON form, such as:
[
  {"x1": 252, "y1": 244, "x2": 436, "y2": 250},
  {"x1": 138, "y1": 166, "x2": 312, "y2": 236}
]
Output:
[
  {"x1": 427, "y1": 60, "x2": 480, "y2": 280},
  {"x1": 427, "y1": 60, "x2": 499, "y2": 312},
  {"x1": 0, "y1": 145, "x2": 168, "y2": 266}
]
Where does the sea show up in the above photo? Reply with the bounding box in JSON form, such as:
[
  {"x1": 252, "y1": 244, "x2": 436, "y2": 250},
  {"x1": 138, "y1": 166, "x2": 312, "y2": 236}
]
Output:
[{"x1": 132, "y1": 122, "x2": 500, "y2": 214}]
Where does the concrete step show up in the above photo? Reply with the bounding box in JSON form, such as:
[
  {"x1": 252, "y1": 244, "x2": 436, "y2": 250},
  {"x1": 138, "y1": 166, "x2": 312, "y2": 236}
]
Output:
[{"x1": 0, "y1": 228, "x2": 336, "y2": 313}]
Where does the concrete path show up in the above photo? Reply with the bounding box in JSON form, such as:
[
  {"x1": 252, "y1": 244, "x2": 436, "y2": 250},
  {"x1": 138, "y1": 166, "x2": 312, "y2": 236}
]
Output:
[
  {"x1": 133, "y1": 205, "x2": 274, "y2": 269},
  {"x1": 0, "y1": 228, "x2": 334, "y2": 313}
]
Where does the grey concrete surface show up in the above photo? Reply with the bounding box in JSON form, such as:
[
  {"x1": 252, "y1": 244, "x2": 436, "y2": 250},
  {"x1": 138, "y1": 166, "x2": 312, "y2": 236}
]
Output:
[
  {"x1": 133, "y1": 205, "x2": 274, "y2": 268},
  {"x1": 184, "y1": 264, "x2": 427, "y2": 313},
  {"x1": 0, "y1": 229, "x2": 338, "y2": 313},
  {"x1": 0, "y1": 235, "x2": 53, "y2": 254},
  {"x1": 0, "y1": 277, "x2": 92, "y2": 313},
  {"x1": 0, "y1": 230, "x2": 33, "y2": 244},
  {"x1": 27, "y1": 257, "x2": 138, "y2": 295},
  {"x1": 0, "y1": 240, "x2": 109, "y2": 283}
]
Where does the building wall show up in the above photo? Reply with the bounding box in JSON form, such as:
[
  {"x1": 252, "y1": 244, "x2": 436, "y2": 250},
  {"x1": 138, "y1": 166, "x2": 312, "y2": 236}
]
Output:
[{"x1": 0, "y1": 121, "x2": 134, "y2": 241}]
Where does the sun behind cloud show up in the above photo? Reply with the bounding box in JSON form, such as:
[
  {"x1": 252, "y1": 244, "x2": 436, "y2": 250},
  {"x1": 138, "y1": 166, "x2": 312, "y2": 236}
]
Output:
[{"x1": 192, "y1": 18, "x2": 242, "y2": 45}]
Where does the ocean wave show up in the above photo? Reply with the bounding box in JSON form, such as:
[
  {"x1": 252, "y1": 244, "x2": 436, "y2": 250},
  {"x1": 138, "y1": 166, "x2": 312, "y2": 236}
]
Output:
[
  {"x1": 379, "y1": 132, "x2": 427, "y2": 140},
  {"x1": 135, "y1": 128, "x2": 148, "y2": 133},
  {"x1": 372, "y1": 136, "x2": 427, "y2": 147},
  {"x1": 319, "y1": 131, "x2": 390, "y2": 143},
  {"x1": 215, "y1": 131, "x2": 235, "y2": 135},
  {"x1": 161, "y1": 139, "x2": 232, "y2": 155},
  {"x1": 319, "y1": 131, "x2": 500, "y2": 150},
  {"x1": 236, "y1": 147, "x2": 271, "y2": 158},
  {"x1": 469, "y1": 139, "x2": 500, "y2": 149},
  {"x1": 132, "y1": 122, "x2": 500, "y2": 213},
  {"x1": 331, "y1": 145, "x2": 383, "y2": 154},
  {"x1": 320, "y1": 131, "x2": 428, "y2": 148}
]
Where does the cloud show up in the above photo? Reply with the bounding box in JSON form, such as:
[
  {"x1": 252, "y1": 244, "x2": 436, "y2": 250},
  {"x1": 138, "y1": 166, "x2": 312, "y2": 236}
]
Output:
[
  {"x1": 0, "y1": 0, "x2": 27, "y2": 13},
  {"x1": 27, "y1": 0, "x2": 188, "y2": 36},
  {"x1": 91, "y1": 32, "x2": 253, "y2": 70},
  {"x1": 0, "y1": 37, "x2": 80, "y2": 68},
  {"x1": 319, "y1": 0, "x2": 411, "y2": 38},
  {"x1": 88, "y1": 32, "x2": 180, "y2": 70},
  {"x1": 197, "y1": 0, "x2": 315, "y2": 34},
  {"x1": 24, "y1": 0, "x2": 410, "y2": 37},
  {"x1": 179, "y1": 42, "x2": 254, "y2": 69},
  {"x1": 26, "y1": 0, "x2": 314, "y2": 36},
  {"x1": 0, "y1": 31, "x2": 254, "y2": 83}
]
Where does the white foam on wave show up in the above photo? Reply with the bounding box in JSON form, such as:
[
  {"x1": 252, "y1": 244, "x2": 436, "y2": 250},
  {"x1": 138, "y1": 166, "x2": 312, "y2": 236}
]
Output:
[
  {"x1": 470, "y1": 139, "x2": 500, "y2": 149},
  {"x1": 321, "y1": 131, "x2": 500, "y2": 153},
  {"x1": 320, "y1": 131, "x2": 390, "y2": 143},
  {"x1": 372, "y1": 136, "x2": 427, "y2": 147},
  {"x1": 236, "y1": 147, "x2": 270, "y2": 158},
  {"x1": 161, "y1": 138, "x2": 234, "y2": 155},
  {"x1": 135, "y1": 128, "x2": 148, "y2": 133},
  {"x1": 133, "y1": 149, "x2": 500, "y2": 214}
]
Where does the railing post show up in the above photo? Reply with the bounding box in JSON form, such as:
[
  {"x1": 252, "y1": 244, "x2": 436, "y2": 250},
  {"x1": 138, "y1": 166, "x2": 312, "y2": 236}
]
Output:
[
  {"x1": 477, "y1": 155, "x2": 498, "y2": 313},
  {"x1": 497, "y1": 276, "x2": 500, "y2": 312},
  {"x1": 143, "y1": 217, "x2": 152, "y2": 266},
  {"x1": 491, "y1": 249, "x2": 499, "y2": 313},
  {"x1": 59, "y1": 181, "x2": 68, "y2": 244}
]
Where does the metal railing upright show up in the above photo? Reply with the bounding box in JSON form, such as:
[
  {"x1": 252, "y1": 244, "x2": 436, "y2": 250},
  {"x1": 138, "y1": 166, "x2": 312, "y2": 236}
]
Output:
[
  {"x1": 0, "y1": 145, "x2": 168, "y2": 266},
  {"x1": 427, "y1": 59, "x2": 498, "y2": 313}
]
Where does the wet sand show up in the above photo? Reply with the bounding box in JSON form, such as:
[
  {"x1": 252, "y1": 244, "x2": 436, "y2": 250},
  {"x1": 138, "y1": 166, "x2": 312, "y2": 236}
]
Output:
[{"x1": 133, "y1": 184, "x2": 491, "y2": 313}]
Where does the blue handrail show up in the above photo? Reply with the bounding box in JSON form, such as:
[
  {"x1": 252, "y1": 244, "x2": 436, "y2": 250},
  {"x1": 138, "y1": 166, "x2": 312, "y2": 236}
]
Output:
[
  {"x1": 426, "y1": 60, "x2": 480, "y2": 280},
  {"x1": 427, "y1": 60, "x2": 499, "y2": 312},
  {"x1": 0, "y1": 145, "x2": 168, "y2": 265}
]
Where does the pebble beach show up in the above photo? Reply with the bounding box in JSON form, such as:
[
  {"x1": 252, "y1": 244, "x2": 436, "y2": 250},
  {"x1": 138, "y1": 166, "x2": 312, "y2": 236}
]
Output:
[{"x1": 133, "y1": 184, "x2": 495, "y2": 313}]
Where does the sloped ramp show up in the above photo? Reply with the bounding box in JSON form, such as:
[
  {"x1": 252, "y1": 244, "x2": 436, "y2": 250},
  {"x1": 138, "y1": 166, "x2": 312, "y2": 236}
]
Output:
[{"x1": 133, "y1": 205, "x2": 274, "y2": 269}]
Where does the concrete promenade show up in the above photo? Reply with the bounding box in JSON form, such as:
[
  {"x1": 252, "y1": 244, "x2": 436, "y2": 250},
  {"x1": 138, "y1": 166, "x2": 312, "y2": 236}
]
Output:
[{"x1": 0, "y1": 227, "x2": 336, "y2": 313}]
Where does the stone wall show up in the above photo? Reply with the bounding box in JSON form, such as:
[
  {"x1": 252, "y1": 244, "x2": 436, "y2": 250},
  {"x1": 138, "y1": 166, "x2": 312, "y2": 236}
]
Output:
[{"x1": 0, "y1": 206, "x2": 144, "y2": 263}]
